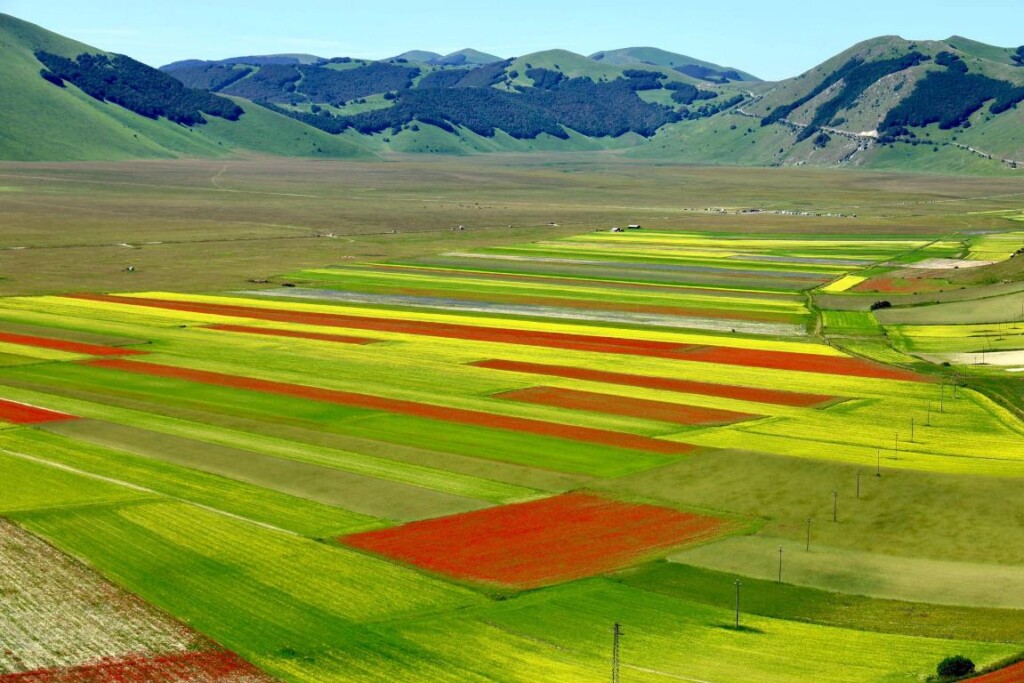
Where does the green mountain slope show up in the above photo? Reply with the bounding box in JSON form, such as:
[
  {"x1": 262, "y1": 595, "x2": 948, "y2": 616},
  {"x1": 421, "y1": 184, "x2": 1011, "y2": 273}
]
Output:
[
  {"x1": 0, "y1": 14, "x2": 370, "y2": 161},
  {"x1": 3, "y1": 12, "x2": 1023, "y2": 173},
  {"x1": 589, "y1": 46, "x2": 760, "y2": 81},
  {"x1": 635, "y1": 36, "x2": 1024, "y2": 173}
]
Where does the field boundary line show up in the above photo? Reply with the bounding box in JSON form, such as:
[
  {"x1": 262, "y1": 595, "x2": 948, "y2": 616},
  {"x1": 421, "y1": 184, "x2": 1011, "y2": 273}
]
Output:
[{"x1": 0, "y1": 447, "x2": 301, "y2": 536}]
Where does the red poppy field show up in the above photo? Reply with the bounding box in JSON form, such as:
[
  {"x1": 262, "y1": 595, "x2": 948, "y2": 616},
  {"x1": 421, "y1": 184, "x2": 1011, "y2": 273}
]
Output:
[
  {"x1": 0, "y1": 332, "x2": 142, "y2": 357},
  {"x1": 0, "y1": 398, "x2": 77, "y2": 425},
  {"x1": 340, "y1": 492, "x2": 734, "y2": 588},
  {"x1": 207, "y1": 323, "x2": 378, "y2": 345},
  {"x1": 85, "y1": 358, "x2": 695, "y2": 455},
  {"x1": 70, "y1": 294, "x2": 698, "y2": 357},
  {"x1": 494, "y1": 385, "x2": 759, "y2": 425},
  {"x1": 966, "y1": 661, "x2": 1024, "y2": 683},
  {"x1": 0, "y1": 651, "x2": 272, "y2": 683},
  {"x1": 472, "y1": 359, "x2": 837, "y2": 407},
  {"x1": 679, "y1": 345, "x2": 924, "y2": 381}
]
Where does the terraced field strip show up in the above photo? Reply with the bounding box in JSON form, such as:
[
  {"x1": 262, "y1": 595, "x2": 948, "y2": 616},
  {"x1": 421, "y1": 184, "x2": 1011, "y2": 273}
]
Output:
[
  {"x1": 0, "y1": 398, "x2": 77, "y2": 425},
  {"x1": 0, "y1": 650, "x2": 273, "y2": 682},
  {"x1": 472, "y1": 359, "x2": 838, "y2": 407},
  {"x1": 0, "y1": 331, "x2": 144, "y2": 357},
  {"x1": 341, "y1": 492, "x2": 735, "y2": 588},
  {"x1": 85, "y1": 358, "x2": 695, "y2": 455},
  {"x1": 494, "y1": 386, "x2": 760, "y2": 426},
  {"x1": 206, "y1": 324, "x2": 378, "y2": 345}
]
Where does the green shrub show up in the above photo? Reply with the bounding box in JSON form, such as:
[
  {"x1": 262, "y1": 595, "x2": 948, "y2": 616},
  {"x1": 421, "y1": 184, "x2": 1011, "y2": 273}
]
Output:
[{"x1": 937, "y1": 655, "x2": 975, "y2": 678}]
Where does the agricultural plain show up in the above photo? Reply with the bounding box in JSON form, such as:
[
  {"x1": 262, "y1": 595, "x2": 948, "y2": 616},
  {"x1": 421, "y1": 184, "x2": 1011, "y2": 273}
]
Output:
[{"x1": 2, "y1": 158, "x2": 1024, "y2": 682}]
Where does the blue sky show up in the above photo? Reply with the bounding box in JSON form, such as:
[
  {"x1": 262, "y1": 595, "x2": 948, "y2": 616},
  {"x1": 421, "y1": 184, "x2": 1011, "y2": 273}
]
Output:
[{"x1": 2, "y1": 0, "x2": 1021, "y2": 80}]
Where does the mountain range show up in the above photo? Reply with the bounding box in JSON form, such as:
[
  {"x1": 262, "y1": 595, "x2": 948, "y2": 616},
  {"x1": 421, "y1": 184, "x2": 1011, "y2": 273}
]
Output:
[{"x1": 2, "y1": 12, "x2": 1023, "y2": 172}]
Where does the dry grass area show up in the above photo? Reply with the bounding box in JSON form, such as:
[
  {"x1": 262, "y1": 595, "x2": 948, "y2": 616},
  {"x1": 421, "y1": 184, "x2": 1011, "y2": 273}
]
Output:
[{"x1": 1, "y1": 156, "x2": 1023, "y2": 295}]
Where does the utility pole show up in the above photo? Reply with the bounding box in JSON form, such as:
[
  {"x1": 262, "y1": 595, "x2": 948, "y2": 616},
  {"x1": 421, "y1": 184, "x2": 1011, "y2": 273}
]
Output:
[
  {"x1": 910, "y1": 417, "x2": 915, "y2": 443},
  {"x1": 734, "y1": 580, "x2": 742, "y2": 629},
  {"x1": 894, "y1": 431, "x2": 899, "y2": 460},
  {"x1": 856, "y1": 470, "x2": 862, "y2": 499},
  {"x1": 927, "y1": 402, "x2": 931, "y2": 427},
  {"x1": 832, "y1": 490, "x2": 838, "y2": 523},
  {"x1": 876, "y1": 448, "x2": 881, "y2": 477},
  {"x1": 778, "y1": 546, "x2": 784, "y2": 583},
  {"x1": 611, "y1": 622, "x2": 623, "y2": 683},
  {"x1": 805, "y1": 517, "x2": 812, "y2": 551}
]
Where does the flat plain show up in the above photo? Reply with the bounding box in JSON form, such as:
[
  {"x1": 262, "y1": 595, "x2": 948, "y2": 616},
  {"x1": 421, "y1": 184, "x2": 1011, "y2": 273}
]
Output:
[{"x1": 3, "y1": 156, "x2": 1024, "y2": 682}]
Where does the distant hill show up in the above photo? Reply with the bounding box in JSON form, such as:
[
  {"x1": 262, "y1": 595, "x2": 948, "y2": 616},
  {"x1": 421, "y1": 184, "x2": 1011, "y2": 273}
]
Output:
[
  {"x1": 390, "y1": 50, "x2": 444, "y2": 64},
  {"x1": 0, "y1": 14, "x2": 371, "y2": 160},
  {"x1": 3, "y1": 12, "x2": 1023, "y2": 172},
  {"x1": 389, "y1": 49, "x2": 503, "y2": 66},
  {"x1": 589, "y1": 47, "x2": 760, "y2": 82},
  {"x1": 638, "y1": 35, "x2": 1024, "y2": 172},
  {"x1": 161, "y1": 54, "x2": 325, "y2": 71}
]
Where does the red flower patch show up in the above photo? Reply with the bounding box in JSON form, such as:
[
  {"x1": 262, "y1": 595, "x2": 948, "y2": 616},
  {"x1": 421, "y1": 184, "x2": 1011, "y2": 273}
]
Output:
[
  {"x1": 472, "y1": 359, "x2": 836, "y2": 407},
  {"x1": 86, "y1": 359, "x2": 694, "y2": 455},
  {"x1": 0, "y1": 650, "x2": 271, "y2": 683},
  {"x1": 69, "y1": 294, "x2": 697, "y2": 358},
  {"x1": 494, "y1": 386, "x2": 760, "y2": 426},
  {"x1": 966, "y1": 660, "x2": 1024, "y2": 683},
  {"x1": 0, "y1": 398, "x2": 77, "y2": 425},
  {"x1": 678, "y1": 346, "x2": 924, "y2": 382},
  {"x1": 207, "y1": 324, "x2": 377, "y2": 345},
  {"x1": 341, "y1": 492, "x2": 733, "y2": 588},
  {"x1": 0, "y1": 332, "x2": 142, "y2": 357}
]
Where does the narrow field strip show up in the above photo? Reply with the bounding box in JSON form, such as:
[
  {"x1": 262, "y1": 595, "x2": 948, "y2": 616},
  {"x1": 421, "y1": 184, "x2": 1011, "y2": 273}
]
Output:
[
  {"x1": 341, "y1": 492, "x2": 734, "y2": 589},
  {"x1": 0, "y1": 650, "x2": 273, "y2": 683},
  {"x1": 0, "y1": 331, "x2": 144, "y2": 357},
  {"x1": 0, "y1": 398, "x2": 77, "y2": 425},
  {"x1": 0, "y1": 384, "x2": 550, "y2": 502},
  {"x1": 84, "y1": 358, "x2": 695, "y2": 455},
  {"x1": 678, "y1": 345, "x2": 925, "y2": 382},
  {"x1": 494, "y1": 386, "x2": 760, "y2": 426},
  {"x1": 471, "y1": 359, "x2": 837, "y2": 407},
  {"x1": 69, "y1": 294, "x2": 701, "y2": 358},
  {"x1": 371, "y1": 263, "x2": 806, "y2": 298},
  {"x1": 206, "y1": 324, "x2": 378, "y2": 345}
]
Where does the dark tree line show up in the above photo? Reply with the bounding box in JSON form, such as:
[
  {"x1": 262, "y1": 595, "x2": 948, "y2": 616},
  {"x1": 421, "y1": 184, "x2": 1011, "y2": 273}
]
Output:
[
  {"x1": 262, "y1": 73, "x2": 680, "y2": 139},
  {"x1": 165, "y1": 64, "x2": 254, "y2": 92},
  {"x1": 665, "y1": 81, "x2": 718, "y2": 105},
  {"x1": 217, "y1": 64, "x2": 302, "y2": 102},
  {"x1": 678, "y1": 93, "x2": 744, "y2": 120},
  {"x1": 296, "y1": 62, "x2": 419, "y2": 104},
  {"x1": 675, "y1": 64, "x2": 743, "y2": 83},
  {"x1": 762, "y1": 52, "x2": 926, "y2": 128},
  {"x1": 36, "y1": 51, "x2": 243, "y2": 125},
  {"x1": 881, "y1": 68, "x2": 1024, "y2": 130},
  {"x1": 214, "y1": 62, "x2": 419, "y2": 105}
]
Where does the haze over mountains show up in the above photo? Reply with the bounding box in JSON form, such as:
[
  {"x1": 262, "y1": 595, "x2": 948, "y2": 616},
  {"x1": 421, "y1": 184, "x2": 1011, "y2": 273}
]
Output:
[{"x1": 2, "y1": 12, "x2": 1022, "y2": 172}]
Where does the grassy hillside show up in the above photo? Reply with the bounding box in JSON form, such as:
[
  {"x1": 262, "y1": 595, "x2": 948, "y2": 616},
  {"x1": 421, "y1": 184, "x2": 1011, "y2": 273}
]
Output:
[
  {"x1": 0, "y1": 14, "x2": 371, "y2": 161},
  {"x1": 590, "y1": 46, "x2": 760, "y2": 81}
]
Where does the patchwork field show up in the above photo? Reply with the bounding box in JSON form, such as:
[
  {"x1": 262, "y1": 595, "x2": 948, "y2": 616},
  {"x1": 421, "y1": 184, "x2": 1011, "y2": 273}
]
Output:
[
  {"x1": 3, "y1": 161, "x2": 1024, "y2": 682},
  {"x1": 0, "y1": 518, "x2": 274, "y2": 683}
]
